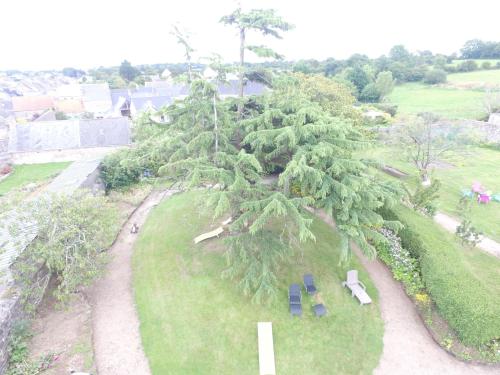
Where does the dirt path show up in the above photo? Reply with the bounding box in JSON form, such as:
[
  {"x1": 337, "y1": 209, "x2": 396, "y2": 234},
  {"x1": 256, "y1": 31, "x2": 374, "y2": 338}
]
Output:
[
  {"x1": 434, "y1": 212, "x2": 500, "y2": 258},
  {"x1": 90, "y1": 190, "x2": 175, "y2": 375},
  {"x1": 316, "y1": 209, "x2": 497, "y2": 375}
]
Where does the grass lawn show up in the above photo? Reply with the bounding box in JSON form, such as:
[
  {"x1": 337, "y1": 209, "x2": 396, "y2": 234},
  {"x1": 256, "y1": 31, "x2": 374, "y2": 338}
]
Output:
[
  {"x1": 447, "y1": 69, "x2": 500, "y2": 86},
  {"x1": 363, "y1": 146, "x2": 500, "y2": 241},
  {"x1": 0, "y1": 162, "x2": 70, "y2": 196},
  {"x1": 387, "y1": 82, "x2": 485, "y2": 119},
  {"x1": 133, "y1": 191, "x2": 383, "y2": 375}
]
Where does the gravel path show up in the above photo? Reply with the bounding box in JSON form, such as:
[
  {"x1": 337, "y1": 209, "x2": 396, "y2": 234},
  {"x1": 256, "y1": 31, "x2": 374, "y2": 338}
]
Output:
[
  {"x1": 316, "y1": 209, "x2": 497, "y2": 375},
  {"x1": 90, "y1": 190, "x2": 174, "y2": 375},
  {"x1": 434, "y1": 212, "x2": 500, "y2": 258}
]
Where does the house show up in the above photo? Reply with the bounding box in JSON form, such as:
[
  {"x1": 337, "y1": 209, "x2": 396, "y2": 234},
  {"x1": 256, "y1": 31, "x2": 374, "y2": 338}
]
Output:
[
  {"x1": 54, "y1": 84, "x2": 81, "y2": 99},
  {"x1": 130, "y1": 96, "x2": 173, "y2": 117},
  {"x1": 11, "y1": 95, "x2": 54, "y2": 120},
  {"x1": 55, "y1": 98, "x2": 85, "y2": 114},
  {"x1": 161, "y1": 68, "x2": 173, "y2": 80},
  {"x1": 8, "y1": 117, "x2": 131, "y2": 163},
  {"x1": 217, "y1": 80, "x2": 267, "y2": 98},
  {"x1": 80, "y1": 83, "x2": 112, "y2": 115}
]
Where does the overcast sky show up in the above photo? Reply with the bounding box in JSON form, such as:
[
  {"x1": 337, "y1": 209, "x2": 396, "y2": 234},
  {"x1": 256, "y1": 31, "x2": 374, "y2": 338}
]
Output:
[{"x1": 2, "y1": 0, "x2": 499, "y2": 71}]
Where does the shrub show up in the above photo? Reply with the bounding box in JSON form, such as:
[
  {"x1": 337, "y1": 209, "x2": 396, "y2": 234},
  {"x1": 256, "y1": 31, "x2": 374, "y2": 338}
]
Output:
[
  {"x1": 100, "y1": 149, "x2": 143, "y2": 191},
  {"x1": 481, "y1": 61, "x2": 492, "y2": 70},
  {"x1": 405, "y1": 178, "x2": 441, "y2": 217},
  {"x1": 359, "y1": 83, "x2": 382, "y2": 102},
  {"x1": 377, "y1": 228, "x2": 424, "y2": 296},
  {"x1": 379, "y1": 206, "x2": 500, "y2": 347},
  {"x1": 423, "y1": 69, "x2": 447, "y2": 84},
  {"x1": 444, "y1": 65, "x2": 457, "y2": 73},
  {"x1": 373, "y1": 103, "x2": 398, "y2": 117},
  {"x1": 407, "y1": 66, "x2": 428, "y2": 82},
  {"x1": 496, "y1": 61, "x2": 500, "y2": 69},
  {"x1": 457, "y1": 60, "x2": 478, "y2": 72}
]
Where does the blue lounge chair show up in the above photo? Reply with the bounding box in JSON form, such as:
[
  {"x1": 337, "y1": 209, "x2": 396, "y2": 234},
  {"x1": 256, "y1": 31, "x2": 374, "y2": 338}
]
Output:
[
  {"x1": 303, "y1": 274, "x2": 317, "y2": 295},
  {"x1": 288, "y1": 284, "x2": 302, "y2": 317}
]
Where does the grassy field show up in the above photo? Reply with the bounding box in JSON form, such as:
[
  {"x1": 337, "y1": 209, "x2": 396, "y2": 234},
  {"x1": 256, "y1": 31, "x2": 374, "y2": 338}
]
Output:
[
  {"x1": 387, "y1": 83, "x2": 485, "y2": 119},
  {"x1": 363, "y1": 146, "x2": 500, "y2": 241},
  {"x1": 447, "y1": 69, "x2": 500, "y2": 86},
  {"x1": 0, "y1": 162, "x2": 70, "y2": 195},
  {"x1": 133, "y1": 191, "x2": 383, "y2": 375}
]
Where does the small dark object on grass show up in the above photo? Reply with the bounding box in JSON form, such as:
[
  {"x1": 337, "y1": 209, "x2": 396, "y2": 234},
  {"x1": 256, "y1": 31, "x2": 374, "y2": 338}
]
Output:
[
  {"x1": 289, "y1": 284, "x2": 302, "y2": 317},
  {"x1": 303, "y1": 274, "x2": 317, "y2": 295},
  {"x1": 313, "y1": 303, "x2": 327, "y2": 317},
  {"x1": 131, "y1": 223, "x2": 139, "y2": 234}
]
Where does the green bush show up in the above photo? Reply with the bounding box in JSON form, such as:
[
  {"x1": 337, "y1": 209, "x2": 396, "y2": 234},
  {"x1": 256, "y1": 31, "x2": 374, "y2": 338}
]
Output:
[
  {"x1": 100, "y1": 149, "x2": 143, "y2": 191},
  {"x1": 423, "y1": 69, "x2": 447, "y2": 84},
  {"x1": 457, "y1": 60, "x2": 478, "y2": 72},
  {"x1": 379, "y1": 205, "x2": 500, "y2": 347},
  {"x1": 481, "y1": 61, "x2": 492, "y2": 70},
  {"x1": 359, "y1": 83, "x2": 382, "y2": 102}
]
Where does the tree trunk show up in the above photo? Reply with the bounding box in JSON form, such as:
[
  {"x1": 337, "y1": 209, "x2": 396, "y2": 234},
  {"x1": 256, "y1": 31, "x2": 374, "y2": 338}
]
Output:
[
  {"x1": 421, "y1": 170, "x2": 431, "y2": 186},
  {"x1": 213, "y1": 92, "x2": 218, "y2": 153},
  {"x1": 237, "y1": 27, "x2": 245, "y2": 118}
]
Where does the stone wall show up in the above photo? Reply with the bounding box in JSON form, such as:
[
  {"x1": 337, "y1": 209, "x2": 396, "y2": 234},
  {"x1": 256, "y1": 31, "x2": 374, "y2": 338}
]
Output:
[
  {"x1": 10, "y1": 145, "x2": 126, "y2": 164},
  {"x1": 0, "y1": 267, "x2": 50, "y2": 374},
  {"x1": 0, "y1": 120, "x2": 11, "y2": 170}
]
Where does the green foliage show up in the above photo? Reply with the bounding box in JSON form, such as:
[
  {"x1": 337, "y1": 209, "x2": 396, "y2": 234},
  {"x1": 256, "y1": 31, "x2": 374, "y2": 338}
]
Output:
[
  {"x1": 220, "y1": 8, "x2": 294, "y2": 38},
  {"x1": 54, "y1": 111, "x2": 68, "y2": 120},
  {"x1": 457, "y1": 60, "x2": 478, "y2": 72},
  {"x1": 292, "y1": 73, "x2": 360, "y2": 121},
  {"x1": 381, "y1": 206, "x2": 500, "y2": 347},
  {"x1": 359, "y1": 83, "x2": 381, "y2": 103},
  {"x1": 405, "y1": 178, "x2": 441, "y2": 216},
  {"x1": 12, "y1": 192, "x2": 119, "y2": 304},
  {"x1": 119, "y1": 59, "x2": 139, "y2": 82},
  {"x1": 375, "y1": 71, "x2": 395, "y2": 99},
  {"x1": 6, "y1": 321, "x2": 54, "y2": 375},
  {"x1": 461, "y1": 39, "x2": 500, "y2": 59},
  {"x1": 243, "y1": 85, "x2": 403, "y2": 260},
  {"x1": 377, "y1": 228, "x2": 424, "y2": 296},
  {"x1": 344, "y1": 66, "x2": 371, "y2": 93},
  {"x1": 7, "y1": 321, "x2": 31, "y2": 367},
  {"x1": 423, "y1": 69, "x2": 447, "y2": 84},
  {"x1": 455, "y1": 197, "x2": 482, "y2": 247},
  {"x1": 100, "y1": 149, "x2": 144, "y2": 191}
]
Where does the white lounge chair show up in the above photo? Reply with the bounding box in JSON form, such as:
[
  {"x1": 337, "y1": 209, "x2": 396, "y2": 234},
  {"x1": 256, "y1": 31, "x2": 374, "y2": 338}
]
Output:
[
  {"x1": 257, "y1": 322, "x2": 276, "y2": 375},
  {"x1": 342, "y1": 270, "x2": 372, "y2": 305}
]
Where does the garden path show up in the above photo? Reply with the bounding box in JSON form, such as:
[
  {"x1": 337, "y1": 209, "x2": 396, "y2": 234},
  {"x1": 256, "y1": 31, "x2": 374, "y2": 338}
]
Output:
[
  {"x1": 90, "y1": 189, "x2": 175, "y2": 375},
  {"x1": 316, "y1": 209, "x2": 497, "y2": 375},
  {"x1": 434, "y1": 212, "x2": 500, "y2": 258}
]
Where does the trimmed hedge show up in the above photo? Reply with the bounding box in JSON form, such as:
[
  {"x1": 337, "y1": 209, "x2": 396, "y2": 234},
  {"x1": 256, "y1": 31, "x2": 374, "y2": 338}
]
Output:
[{"x1": 379, "y1": 205, "x2": 500, "y2": 347}]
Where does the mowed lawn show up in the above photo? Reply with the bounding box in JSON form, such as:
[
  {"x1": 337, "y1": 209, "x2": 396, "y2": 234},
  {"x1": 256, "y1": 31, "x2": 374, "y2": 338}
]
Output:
[
  {"x1": 0, "y1": 162, "x2": 70, "y2": 195},
  {"x1": 387, "y1": 83, "x2": 485, "y2": 119},
  {"x1": 363, "y1": 147, "x2": 500, "y2": 241},
  {"x1": 448, "y1": 69, "x2": 500, "y2": 86},
  {"x1": 133, "y1": 191, "x2": 383, "y2": 375}
]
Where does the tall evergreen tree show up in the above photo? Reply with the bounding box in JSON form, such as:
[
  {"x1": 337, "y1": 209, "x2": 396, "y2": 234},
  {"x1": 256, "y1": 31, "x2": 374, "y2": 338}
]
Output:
[{"x1": 220, "y1": 7, "x2": 293, "y2": 118}]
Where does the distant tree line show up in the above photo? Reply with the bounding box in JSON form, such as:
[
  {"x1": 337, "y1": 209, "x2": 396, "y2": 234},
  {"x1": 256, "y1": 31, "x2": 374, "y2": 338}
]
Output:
[
  {"x1": 461, "y1": 39, "x2": 500, "y2": 59},
  {"x1": 78, "y1": 39, "x2": 500, "y2": 103}
]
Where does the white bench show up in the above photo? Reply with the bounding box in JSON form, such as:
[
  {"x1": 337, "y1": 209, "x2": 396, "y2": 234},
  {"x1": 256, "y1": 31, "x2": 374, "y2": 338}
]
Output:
[{"x1": 257, "y1": 322, "x2": 276, "y2": 375}]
